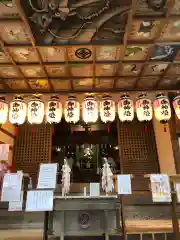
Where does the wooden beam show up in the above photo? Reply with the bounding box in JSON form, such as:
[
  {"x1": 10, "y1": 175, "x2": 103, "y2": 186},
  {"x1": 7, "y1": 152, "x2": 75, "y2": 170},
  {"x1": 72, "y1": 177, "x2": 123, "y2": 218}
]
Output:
[
  {"x1": 0, "y1": 127, "x2": 15, "y2": 139},
  {"x1": 0, "y1": 87, "x2": 179, "y2": 94},
  {"x1": 92, "y1": 45, "x2": 96, "y2": 89}
]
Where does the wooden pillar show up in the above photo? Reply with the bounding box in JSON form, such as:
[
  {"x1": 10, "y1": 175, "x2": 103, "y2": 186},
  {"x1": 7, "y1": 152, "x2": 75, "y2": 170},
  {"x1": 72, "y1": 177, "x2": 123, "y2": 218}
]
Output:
[
  {"x1": 117, "y1": 119, "x2": 126, "y2": 240},
  {"x1": 153, "y1": 117, "x2": 176, "y2": 174},
  {"x1": 169, "y1": 113, "x2": 180, "y2": 173}
]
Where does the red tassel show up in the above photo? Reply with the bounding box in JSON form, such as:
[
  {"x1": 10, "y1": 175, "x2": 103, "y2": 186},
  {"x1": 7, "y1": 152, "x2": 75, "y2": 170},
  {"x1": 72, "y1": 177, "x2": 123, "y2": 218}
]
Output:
[
  {"x1": 107, "y1": 127, "x2": 110, "y2": 133},
  {"x1": 14, "y1": 127, "x2": 18, "y2": 137},
  {"x1": 52, "y1": 128, "x2": 54, "y2": 135},
  {"x1": 90, "y1": 128, "x2": 92, "y2": 134},
  {"x1": 144, "y1": 126, "x2": 148, "y2": 134},
  {"x1": 70, "y1": 128, "x2": 73, "y2": 135},
  {"x1": 125, "y1": 128, "x2": 128, "y2": 136}
]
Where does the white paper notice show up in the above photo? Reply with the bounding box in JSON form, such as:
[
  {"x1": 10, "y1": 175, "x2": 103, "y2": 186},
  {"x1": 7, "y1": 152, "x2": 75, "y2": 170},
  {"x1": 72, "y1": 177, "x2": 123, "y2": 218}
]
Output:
[
  {"x1": 174, "y1": 182, "x2": 180, "y2": 203},
  {"x1": 1, "y1": 173, "x2": 23, "y2": 202},
  {"x1": 90, "y1": 183, "x2": 100, "y2": 197},
  {"x1": 0, "y1": 144, "x2": 9, "y2": 161},
  {"x1": 150, "y1": 174, "x2": 172, "y2": 202},
  {"x1": 37, "y1": 163, "x2": 58, "y2": 189},
  {"x1": 8, "y1": 191, "x2": 23, "y2": 211},
  {"x1": 117, "y1": 175, "x2": 132, "y2": 195},
  {"x1": 25, "y1": 190, "x2": 54, "y2": 212}
]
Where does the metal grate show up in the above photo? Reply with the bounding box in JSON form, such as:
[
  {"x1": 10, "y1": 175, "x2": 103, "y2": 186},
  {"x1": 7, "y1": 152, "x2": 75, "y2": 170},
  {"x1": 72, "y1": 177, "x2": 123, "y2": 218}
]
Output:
[
  {"x1": 118, "y1": 120, "x2": 159, "y2": 190},
  {"x1": 13, "y1": 123, "x2": 52, "y2": 182}
]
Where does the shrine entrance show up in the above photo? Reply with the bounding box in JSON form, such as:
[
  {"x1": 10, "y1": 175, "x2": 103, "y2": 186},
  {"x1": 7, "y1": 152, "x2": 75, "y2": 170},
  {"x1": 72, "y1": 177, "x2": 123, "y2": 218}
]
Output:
[{"x1": 51, "y1": 119, "x2": 120, "y2": 183}]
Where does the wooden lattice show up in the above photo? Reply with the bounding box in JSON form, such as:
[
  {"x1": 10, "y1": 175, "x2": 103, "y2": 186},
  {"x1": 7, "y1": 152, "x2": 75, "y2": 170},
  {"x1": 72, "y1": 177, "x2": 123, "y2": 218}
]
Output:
[
  {"x1": 13, "y1": 123, "x2": 52, "y2": 180},
  {"x1": 118, "y1": 119, "x2": 159, "y2": 190}
]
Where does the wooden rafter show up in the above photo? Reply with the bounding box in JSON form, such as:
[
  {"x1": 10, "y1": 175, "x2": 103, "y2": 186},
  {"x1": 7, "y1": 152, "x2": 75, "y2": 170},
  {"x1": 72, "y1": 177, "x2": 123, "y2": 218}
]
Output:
[{"x1": 65, "y1": 46, "x2": 73, "y2": 91}]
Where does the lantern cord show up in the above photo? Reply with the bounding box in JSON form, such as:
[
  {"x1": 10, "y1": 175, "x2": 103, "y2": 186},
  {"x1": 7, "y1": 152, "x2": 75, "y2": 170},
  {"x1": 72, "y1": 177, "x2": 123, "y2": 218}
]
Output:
[
  {"x1": 14, "y1": 127, "x2": 18, "y2": 137},
  {"x1": 164, "y1": 124, "x2": 167, "y2": 133},
  {"x1": 52, "y1": 128, "x2": 54, "y2": 135},
  {"x1": 107, "y1": 123, "x2": 110, "y2": 133},
  {"x1": 32, "y1": 128, "x2": 36, "y2": 136}
]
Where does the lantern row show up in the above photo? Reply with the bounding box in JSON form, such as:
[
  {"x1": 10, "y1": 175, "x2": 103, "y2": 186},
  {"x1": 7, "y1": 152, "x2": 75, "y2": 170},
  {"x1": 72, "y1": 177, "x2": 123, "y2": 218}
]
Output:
[{"x1": 0, "y1": 94, "x2": 179, "y2": 126}]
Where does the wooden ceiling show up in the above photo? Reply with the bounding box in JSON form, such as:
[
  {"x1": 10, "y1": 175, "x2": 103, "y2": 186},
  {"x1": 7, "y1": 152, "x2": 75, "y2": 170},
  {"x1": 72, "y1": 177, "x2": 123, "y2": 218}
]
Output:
[{"x1": 0, "y1": 0, "x2": 180, "y2": 93}]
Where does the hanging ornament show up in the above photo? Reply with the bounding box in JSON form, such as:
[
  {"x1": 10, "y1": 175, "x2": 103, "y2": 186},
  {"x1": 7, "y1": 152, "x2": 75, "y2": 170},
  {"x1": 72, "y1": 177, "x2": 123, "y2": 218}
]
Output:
[
  {"x1": 9, "y1": 96, "x2": 27, "y2": 125},
  {"x1": 0, "y1": 97, "x2": 8, "y2": 125},
  {"x1": 46, "y1": 96, "x2": 62, "y2": 124},
  {"x1": 118, "y1": 94, "x2": 134, "y2": 122},
  {"x1": 136, "y1": 94, "x2": 152, "y2": 122},
  {"x1": 101, "y1": 157, "x2": 114, "y2": 194},
  {"x1": 100, "y1": 95, "x2": 115, "y2": 123},
  {"x1": 173, "y1": 95, "x2": 180, "y2": 120},
  {"x1": 28, "y1": 96, "x2": 44, "y2": 124},
  {"x1": 61, "y1": 158, "x2": 71, "y2": 195},
  {"x1": 64, "y1": 96, "x2": 80, "y2": 124},
  {"x1": 153, "y1": 94, "x2": 171, "y2": 122},
  {"x1": 82, "y1": 96, "x2": 98, "y2": 124}
]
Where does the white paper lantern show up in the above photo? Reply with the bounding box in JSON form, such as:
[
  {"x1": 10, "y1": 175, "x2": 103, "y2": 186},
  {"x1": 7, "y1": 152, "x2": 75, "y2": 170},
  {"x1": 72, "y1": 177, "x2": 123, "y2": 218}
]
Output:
[
  {"x1": 136, "y1": 94, "x2": 152, "y2": 122},
  {"x1": 46, "y1": 96, "x2": 62, "y2": 124},
  {"x1": 82, "y1": 96, "x2": 98, "y2": 124},
  {"x1": 9, "y1": 97, "x2": 27, "y2": 125},
  {"x1": 28, "y1": 97, "x2": 44, "y2": 124},
  {"x1": 64, "y1": 96, "x2": 80, "y2": 124},
  {"x1": 0, "y1": 97, "x2": 8, "y2": 124},
  {"x1": 173, "y1": 95, "x2": 180, "y2": 120},
  {"x1": 100, "y1": 95, "x2": 115, "y2": 123},
  {"x1": 153, "y1": 94, "x2": 171, "y2": 122},
  {"x1": 118, "y1": 95, "x2": 134, "y2": 122}
]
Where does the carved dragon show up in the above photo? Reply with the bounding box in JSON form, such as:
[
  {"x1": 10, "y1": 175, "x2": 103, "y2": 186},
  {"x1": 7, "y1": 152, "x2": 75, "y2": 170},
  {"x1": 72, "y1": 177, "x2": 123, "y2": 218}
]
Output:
[{"x1": 28, "y1": 0, "x2": 130, "y2": 42}]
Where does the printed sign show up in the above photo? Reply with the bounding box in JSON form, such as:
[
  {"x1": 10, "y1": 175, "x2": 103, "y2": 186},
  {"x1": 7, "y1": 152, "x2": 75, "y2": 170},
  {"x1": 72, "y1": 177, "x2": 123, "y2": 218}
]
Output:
[
  {"x1": 117, "y1": 175, "x2": 132, "y2": 195},
  {"x1": 1, "y1": 172, "x2": 23, "y2": 202},
  {"x1": 37, "y1": 163, "x2": 58, "y2": 189},
  {"x1": 8, "y1": 191, "x2": 23, "y2": 211},
  {"x1": 150, "y1": 174, "x2": 172, "y2": 202},
  {"x1": 90, "y1": 183, "x2": 100, "y2": 197},
  {"x1": 25, "y1": 190, "x2": 54, "y2": 212},
  {"x1": 174, "y1": 182, "x2": 180, "y2": 203}
]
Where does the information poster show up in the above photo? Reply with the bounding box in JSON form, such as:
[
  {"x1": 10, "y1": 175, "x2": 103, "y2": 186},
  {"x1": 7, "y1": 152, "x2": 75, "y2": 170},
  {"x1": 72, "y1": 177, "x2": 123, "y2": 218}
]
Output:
[
  {"x1": 0, "y1": 144, "x2": 9, "y2": 161},
  {"x1": 8, "y1": 191, "x2": 23, "y2": 211},
  {"x1": 1, "y1": 173, "x2": 23, "y2": 202},
  {"x1": 25, "y1": 190, "x2": 54, "y2": 212},
  {"x1": 174, "y1": 182, "x2": 180, "y2": 203},
  {"x1": 150, "y1": 174, "x2": 172, "y2": 202},
  {"x1": 90, "y1": 183, "x2": 100, "y2": 197},
  {"x1": 117, "y1": 175, "x2": 132, "y2": 195},
  {"x1": 37, "y1": 163, "x2": 58, "y2": 189}
]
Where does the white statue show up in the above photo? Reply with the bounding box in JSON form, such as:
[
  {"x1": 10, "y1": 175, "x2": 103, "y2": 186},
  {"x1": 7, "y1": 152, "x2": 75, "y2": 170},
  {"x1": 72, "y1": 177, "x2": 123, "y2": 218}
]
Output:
[
  {"x1": 101, "y1": 157, "x2": 114, "y2": 193},
  {"x1": 61, "y1": 158, "x2": 71, "y2": 195}
]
